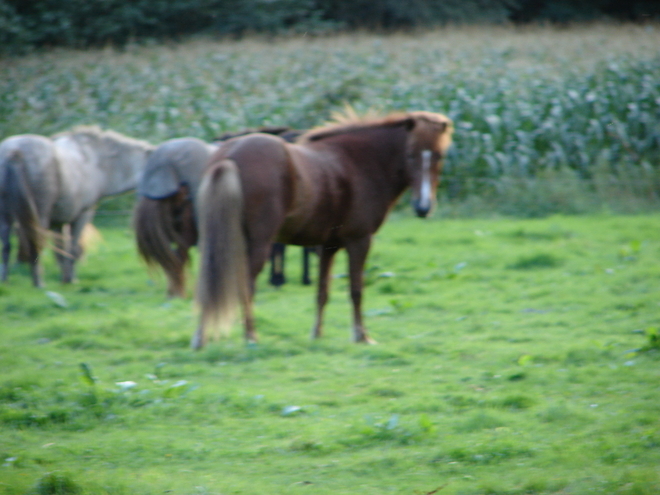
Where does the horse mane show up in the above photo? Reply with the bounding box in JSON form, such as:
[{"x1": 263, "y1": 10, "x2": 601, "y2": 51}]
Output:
[
  {"x1": 299, "y1": 112, "x2": 413, "y2": 144},
  {"x1": 52, "y1": 125, "x2": 153, "y2": 151},
  {"x1": 299, "y1": 105, "x2": 453, "y2": 144}
]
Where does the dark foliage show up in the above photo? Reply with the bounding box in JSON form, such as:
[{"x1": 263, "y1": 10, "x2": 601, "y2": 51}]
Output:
[
  {"x1": 509, "y1": 0, "x2": 660, "y2": 23},
  {"x1": 1, "y1": 0, "x2": 658, "y2": 53}
]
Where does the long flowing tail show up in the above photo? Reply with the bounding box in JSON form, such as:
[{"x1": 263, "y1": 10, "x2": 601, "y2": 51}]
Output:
[
  {"x1": 133, "y1": 195, "x2": 192, "y2": 298},
  {"x1": 4, "y1": 150, "x2": 47, "y2": 261},
  {"x1": 193, "y1": 159, "x2": 248, "y2": 348}
]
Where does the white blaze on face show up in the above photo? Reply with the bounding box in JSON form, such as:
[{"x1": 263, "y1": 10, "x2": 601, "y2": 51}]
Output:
[{"x1": 419, "y1": 149, "x2": 433, "y2": 210}]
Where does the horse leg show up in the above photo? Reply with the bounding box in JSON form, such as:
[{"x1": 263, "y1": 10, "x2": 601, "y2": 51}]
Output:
[
  {"x1": 269, "y1": 243, "x2": 286, "y2": 287},
  {"x1": 346, "y1": 236, "x2": 376, "y2": 344},
  {"x1": 24, "y1": 216, "x2": 49, "y2": 288},
  {"x1": 302, "y1": 246, "x2": 314, "y2": 285},
  {"x1": 28, "y1": 237, "x2": 43, "y2": 288},
  {"x1": 52, "y1": 223, "x2": 73, "y2": 283},
  {"x1": 242, "y1": 240, "x2": 275, "y2": 343},
  {"x1": 17, "y1": 225, "x2": 30, "y2": 262},
  {"x1": 27, "y1": 209, "x2": 54, "y2": 288},
  {"x1": 311, "y1": 245, "x2": 339, "y2": 339},
  {"x1": 0, "y1": 215, "x2": 11, "y2": 282},
  {"x1": 240, "y1": 289, "x2": 258, "y2": 344},
  {"x1": 61, "y1": 209, "x2": 94, "y2": 283}
]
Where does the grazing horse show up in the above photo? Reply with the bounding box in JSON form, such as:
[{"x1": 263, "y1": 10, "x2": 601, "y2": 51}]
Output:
[
  {"x1": 133, "y1": 128, "x2": 305, "y2": 298},
  {"x1": 0, "y1": 126, "x2": 153, "y2": 286},
  {"x1": 193, "y1": 111, "x2": 453, "y2": 349},
  {"x1": 133, "y1": 137, "x2": 219, "y2": 298}
]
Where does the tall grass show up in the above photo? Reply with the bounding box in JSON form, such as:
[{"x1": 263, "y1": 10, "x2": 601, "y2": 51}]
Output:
[{"x1": 1, "y1": 24, "x2": 659, "y2": 216}]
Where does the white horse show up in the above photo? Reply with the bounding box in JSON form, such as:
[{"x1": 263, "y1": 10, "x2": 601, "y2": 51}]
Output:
[{"x1": 0, "y1": 126, "x2": 153, "y2": 286}]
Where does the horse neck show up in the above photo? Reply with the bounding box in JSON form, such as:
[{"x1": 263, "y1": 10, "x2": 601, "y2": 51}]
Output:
[
  {"x1": 99, "y1": 141, "x2": 153, "y2": 197},
  {"x1": 341, "y1": 126, "x2": 411, "y2": 201}
]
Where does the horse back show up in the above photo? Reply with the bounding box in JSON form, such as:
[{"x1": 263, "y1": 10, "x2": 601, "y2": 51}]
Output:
[
  {"x1": 139, "y1": 137, "x2": 215, "y2": 202},
  {"x1": 0, "y1": 135, "x2": 60, "y2": 218}
]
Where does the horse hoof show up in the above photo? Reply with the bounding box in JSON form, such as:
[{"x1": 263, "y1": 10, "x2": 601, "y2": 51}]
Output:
[
  {"x1": 190, "y1": 334, "x2": 204, "y2": 350},
  {"x1": 310, "y1": 326, "x2": 323, "y2": 339}
]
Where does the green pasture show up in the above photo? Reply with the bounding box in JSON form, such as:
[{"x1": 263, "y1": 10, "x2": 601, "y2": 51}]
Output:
[{"x1": 1, "y1": 213, "x2": 659, "y2": 494}]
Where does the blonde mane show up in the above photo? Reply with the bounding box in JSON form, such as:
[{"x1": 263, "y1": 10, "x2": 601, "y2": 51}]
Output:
[
  {"x1": 299, "y1": 108, "x2": 453, "y2": 151},
  {"x1": 299, "y1": 111, "x2": 411, "y2": 144}
]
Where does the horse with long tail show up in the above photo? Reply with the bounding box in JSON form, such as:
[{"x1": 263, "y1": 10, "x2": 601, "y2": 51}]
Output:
[
  {"x1": 133, "y1": 128, "x2": 305, "y2": 298},
  {"x1": 0, "y1": 126, "x2": 153, "y2": 286},
  {"x1": 193, "y1": 111, "x2": 453, "y2": 349},
  {"x1": 133, "y1": 137, "x2": 218, "y2": 298}
]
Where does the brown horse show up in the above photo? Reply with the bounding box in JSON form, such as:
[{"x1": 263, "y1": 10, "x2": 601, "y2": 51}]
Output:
[
  {"x1": 193, "y1": 111, "x2": 453, "y2": 349},
  {"x1": 133, "y1": 128, "x2": 305, "y2": 298}
]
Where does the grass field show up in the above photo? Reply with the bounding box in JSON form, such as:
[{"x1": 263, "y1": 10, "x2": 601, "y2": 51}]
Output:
[{"x1": 1, "y1": 212, "x2": 659, "y2": 494}]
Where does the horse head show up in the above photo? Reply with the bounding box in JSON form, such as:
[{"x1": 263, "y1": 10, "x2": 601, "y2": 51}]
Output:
[{"x1": 404, "y1": 112, "x2": 454, "y2": 218}]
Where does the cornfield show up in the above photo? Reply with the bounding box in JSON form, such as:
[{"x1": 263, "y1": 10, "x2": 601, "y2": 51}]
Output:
[{"x1": 1, "y1": 24, "x2": 659, "y2": 216}]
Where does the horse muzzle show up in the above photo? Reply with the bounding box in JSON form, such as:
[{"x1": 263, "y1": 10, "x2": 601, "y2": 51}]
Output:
[{"x1": 413, "y1": 201, "x2": 431, "y2": 218}]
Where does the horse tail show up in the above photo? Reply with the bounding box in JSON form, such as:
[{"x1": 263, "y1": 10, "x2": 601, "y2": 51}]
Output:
[
  {"x1": 133, "y1": 195, "x2": 190, "y2": 298},
  {"x1": 4, "y1": 150, "x2": 47, "y2": 258},
  {"x1": 195, "y1": 159, "x2": 248, "y2": 342}
]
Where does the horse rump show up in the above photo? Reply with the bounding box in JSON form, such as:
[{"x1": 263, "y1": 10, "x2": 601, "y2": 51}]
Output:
[
  {"x1": 4, "y1": 149, "x2": 47, "y2": 260},
  {"x1": 194, "y1": 159, "x2": 249, "y2": 348}
]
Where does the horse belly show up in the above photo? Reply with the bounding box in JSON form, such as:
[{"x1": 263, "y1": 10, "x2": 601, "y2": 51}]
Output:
[
  {"x1": 276, "y1": 201, "x2": 348, "y2": 246},
  {"x1": 276, "y1": 228, "x2": 324, "y2": 247}
]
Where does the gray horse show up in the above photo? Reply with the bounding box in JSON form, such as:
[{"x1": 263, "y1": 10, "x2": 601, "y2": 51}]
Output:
[
  {"x1": 0, "y1": 126, "x2": 154, "y2": 286},
  {"x1": 134, "y1": 137, "x2": 219, "y2": 298}
]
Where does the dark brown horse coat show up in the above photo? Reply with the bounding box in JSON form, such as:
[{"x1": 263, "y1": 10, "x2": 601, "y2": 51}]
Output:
[{"x1": 194, "y1": 112, "x2": 453, "y2": 349}]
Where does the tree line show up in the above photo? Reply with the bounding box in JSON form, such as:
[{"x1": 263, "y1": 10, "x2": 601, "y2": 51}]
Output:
[{"x1": 1, "y1": 0, "x2": 658, "y2": 53}]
